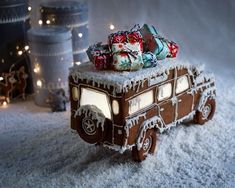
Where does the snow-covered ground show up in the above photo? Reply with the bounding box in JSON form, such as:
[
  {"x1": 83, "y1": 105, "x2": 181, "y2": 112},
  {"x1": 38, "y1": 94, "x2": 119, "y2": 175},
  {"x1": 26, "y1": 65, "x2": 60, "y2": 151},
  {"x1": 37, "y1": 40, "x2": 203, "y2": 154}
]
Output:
[{"x1": 0, "y1": 65, "x2": 234, "y2": 188}]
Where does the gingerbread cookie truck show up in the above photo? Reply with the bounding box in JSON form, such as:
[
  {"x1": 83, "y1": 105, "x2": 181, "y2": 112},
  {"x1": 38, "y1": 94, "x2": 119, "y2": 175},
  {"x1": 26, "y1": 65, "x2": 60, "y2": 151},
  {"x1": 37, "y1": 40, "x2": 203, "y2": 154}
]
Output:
[{"x1": 69, "y1": 24, "x2": 216, "y2": 161}]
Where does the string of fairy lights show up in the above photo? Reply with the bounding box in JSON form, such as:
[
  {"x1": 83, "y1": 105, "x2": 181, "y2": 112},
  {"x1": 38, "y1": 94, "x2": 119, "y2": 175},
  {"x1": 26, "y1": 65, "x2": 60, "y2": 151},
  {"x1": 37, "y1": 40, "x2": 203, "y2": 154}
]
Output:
[{"x1": 0, "y1": 4, "x2": 117, "y2": 107}]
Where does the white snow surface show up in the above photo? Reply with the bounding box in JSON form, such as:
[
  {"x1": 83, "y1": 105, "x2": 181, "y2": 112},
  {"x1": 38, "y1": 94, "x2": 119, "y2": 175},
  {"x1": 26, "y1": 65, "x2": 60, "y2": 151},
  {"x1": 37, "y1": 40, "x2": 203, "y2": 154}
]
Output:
[{"x1": 0, "y1": 65, "x2": 234, "y2": 188}]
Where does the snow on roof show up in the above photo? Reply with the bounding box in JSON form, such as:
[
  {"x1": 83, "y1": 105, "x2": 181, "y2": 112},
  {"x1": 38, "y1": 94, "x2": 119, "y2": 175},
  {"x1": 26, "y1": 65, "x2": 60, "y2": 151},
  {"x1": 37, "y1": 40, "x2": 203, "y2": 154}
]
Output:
[{"x1": 69, "y1": 60, "x2": 202, "y2": 94}]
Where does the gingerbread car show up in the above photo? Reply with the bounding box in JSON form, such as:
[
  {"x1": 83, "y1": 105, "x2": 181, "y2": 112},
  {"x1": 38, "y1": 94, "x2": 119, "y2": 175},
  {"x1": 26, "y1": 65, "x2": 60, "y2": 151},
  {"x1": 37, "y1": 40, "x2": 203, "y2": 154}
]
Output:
[{"x1": 69, "y1": 61, "x2": 216, "y2": 161}]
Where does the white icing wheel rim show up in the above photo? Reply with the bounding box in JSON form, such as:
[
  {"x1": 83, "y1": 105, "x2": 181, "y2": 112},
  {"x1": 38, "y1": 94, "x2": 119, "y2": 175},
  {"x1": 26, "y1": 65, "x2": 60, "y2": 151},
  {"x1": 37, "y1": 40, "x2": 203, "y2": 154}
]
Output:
[
  {"x1": 82, "y1": 118, "x2": 96, "y2": 135},
  {"x1": 202, "y1": 104, "x2": 211, "y2": 120},
  {"x1": 143, "y1": 136, "x2": 152, "y2": 152}
]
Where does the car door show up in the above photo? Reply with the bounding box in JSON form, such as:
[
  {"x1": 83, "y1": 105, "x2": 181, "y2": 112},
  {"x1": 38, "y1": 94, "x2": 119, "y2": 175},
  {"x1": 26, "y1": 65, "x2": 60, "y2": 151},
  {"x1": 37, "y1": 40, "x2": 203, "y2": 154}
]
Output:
[
  {"x1": 175, "y1": 74, "x2": 193, "y2": 120},
  {"x1": 157, "y1": 80, "x2": 176, "y2": 125}
]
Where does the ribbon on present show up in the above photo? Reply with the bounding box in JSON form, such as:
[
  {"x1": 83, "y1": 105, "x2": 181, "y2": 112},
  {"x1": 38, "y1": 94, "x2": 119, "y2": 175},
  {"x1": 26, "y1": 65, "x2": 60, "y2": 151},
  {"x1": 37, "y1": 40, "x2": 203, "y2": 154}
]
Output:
[
  {"x1": 130, "y1": 24, "x2": 141, "y2": 32},
  {"x1": 86, "y1": 42, "x2": 110, "y2": 62}
]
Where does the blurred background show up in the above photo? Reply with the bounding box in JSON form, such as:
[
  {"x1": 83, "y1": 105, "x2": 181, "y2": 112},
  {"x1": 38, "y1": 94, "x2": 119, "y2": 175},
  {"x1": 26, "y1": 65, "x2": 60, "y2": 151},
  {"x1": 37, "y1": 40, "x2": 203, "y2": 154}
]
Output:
[{"x1": 29, "y1": 0, "x2": 235, "y2": 70}]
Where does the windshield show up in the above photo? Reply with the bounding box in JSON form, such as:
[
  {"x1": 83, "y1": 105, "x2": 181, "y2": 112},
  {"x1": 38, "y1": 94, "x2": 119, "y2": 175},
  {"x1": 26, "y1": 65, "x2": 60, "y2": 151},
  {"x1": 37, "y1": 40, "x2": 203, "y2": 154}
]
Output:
[{"x1": 80, "y1": 87, "x2": 111, "y2": 119}]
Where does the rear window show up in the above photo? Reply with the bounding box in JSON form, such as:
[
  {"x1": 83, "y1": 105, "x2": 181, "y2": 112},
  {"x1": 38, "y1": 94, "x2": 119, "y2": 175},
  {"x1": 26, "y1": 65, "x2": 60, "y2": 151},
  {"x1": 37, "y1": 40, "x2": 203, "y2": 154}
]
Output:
[{"x1": 80, "y1": 87, "x2": 111, "y2": 119}]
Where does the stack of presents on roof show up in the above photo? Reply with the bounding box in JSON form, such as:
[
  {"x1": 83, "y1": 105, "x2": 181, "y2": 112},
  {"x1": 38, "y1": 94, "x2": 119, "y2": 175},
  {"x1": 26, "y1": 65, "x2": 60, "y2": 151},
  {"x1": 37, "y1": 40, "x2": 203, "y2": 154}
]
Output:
[{"x1": 86, "y1": 24, "x2": 179, "y2": 72}]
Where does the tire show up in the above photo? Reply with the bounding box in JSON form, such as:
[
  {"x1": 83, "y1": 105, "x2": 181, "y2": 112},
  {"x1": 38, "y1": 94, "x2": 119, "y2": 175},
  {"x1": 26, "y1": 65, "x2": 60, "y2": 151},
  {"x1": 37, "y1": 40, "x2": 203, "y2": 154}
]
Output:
[
  {"x1": 195, "y1": 98, "x2": 216, "y2": 125},
  {"x1": 76, "y1": 110, "x2": 106, "y2": 144},
  {"x1": 132, "y1": 129, "x2": 157, "y2": 162}
]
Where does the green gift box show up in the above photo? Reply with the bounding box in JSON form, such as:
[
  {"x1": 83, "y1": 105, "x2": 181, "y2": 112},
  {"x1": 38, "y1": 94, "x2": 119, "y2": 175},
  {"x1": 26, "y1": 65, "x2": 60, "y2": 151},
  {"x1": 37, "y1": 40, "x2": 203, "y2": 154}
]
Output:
[{"x1": 112, "y1": 42, "x2": 143, "y2": 71}]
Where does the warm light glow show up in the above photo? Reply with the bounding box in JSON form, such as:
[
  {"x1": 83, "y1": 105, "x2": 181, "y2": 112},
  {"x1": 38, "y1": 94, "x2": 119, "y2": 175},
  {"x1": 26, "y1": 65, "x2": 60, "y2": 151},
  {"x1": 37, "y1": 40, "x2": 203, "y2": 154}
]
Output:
[
  {"x1": 33, "y1": 65, "x2": 40, "y2": 73},
  {"x1": 28, "y1": 6, "x2": 32, "y2": 11},
  {"x1": 109, "y1": 24, "x2": 115, "y2": 30},
  {"x1": 16, "y1": 46, "x2": 19, "y2": 50},
  {"x1": 1, "y1": 59, "x2": 4, "y2": 63},
  {"x1": 46, "y1": 20, "x2": 51, "y2": 25},
  {"x1": 0, "y1": 76, "x2": 4, "y2": 81},
  {"x1": 18, "y1": 51, "x2": 23, "y2": 56},
  {"x1": 78, "y1": 33, "x2": 83, "y2": 38},
  {"x1": 129, "y1": 90, "x2": 154, "y2": 115},
  {"x1": 72, "y1": 87, "x2": 79, "y2": 101},
  {"x1": 75, "y1": 61, "x2": 81, "y2": 65},
  {"x1": 2, "y1": 101, "x2": 7, "y2": 107},
  {"x1": 80, "y1": 87, "x2": 112, "y2": 119},
  {"x1": 36, "y1": 80, "x2": 42, "y2": 87},
  {"x1": 24, "y1": 45, "x2": 29, "y2": 51},
  {"x1": 112, "y1": 100, "x2": 119, "y2": 115},
  {"x1": 158, "y1": 83, "x2": 172, "y2": 101},
  {"x1": 38, "y1": 20, "x2": 43, "y2": 25}
]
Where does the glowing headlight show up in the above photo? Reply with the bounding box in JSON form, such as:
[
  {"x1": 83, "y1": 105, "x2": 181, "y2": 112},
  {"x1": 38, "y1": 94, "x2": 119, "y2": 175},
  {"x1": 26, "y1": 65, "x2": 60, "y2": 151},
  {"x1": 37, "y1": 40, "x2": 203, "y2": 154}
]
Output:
[
  {"x1": 112, "y1": 100, "x2": 119, "y2": 115},
  {"x1": 72, "y1": 87, "x2": 79, "y2": 101}
]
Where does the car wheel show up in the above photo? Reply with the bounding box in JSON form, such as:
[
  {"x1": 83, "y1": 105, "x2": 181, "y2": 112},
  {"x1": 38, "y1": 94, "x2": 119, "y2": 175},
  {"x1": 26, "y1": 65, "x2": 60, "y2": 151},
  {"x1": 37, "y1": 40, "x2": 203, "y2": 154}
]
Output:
[
  {"x1": 195, "y1": 98, "x2": 216, "y2": 125},
  {"x1": 76, "y1": 108, "x2": 106, "y2": 144},
  {"x1": 132, "y1": 129, "x2": 157, "y2": 162}
]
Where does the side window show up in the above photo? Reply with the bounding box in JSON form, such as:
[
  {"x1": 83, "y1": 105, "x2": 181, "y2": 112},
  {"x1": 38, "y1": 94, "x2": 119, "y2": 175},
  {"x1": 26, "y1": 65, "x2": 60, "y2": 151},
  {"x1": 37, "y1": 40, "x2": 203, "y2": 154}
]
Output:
[
  {"x1": 176, "y1": 75, "x2": 189, "y2": 94},
  {"x1": 158, "y1": 83, "x2": 172, "y2": 101},
  {"x1": 129, "y1": 90, "x2": 153, "y2": 115}
]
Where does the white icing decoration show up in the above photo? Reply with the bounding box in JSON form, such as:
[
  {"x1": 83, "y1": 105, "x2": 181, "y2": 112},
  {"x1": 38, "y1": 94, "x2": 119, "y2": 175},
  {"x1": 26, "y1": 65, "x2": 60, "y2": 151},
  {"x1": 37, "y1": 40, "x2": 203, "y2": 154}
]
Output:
[
  {"x1": 136, "y1": 116, "x2": 164, "y2": 150},
  {"x1": 124, "y1": 112, "x2": 147, "y2": 137},
  {"x1": 102, "y1": 142, "x2": 135, "y2": 153},
  {"x1": 197, "y1": 87, "x2": 216, "y2": 112},
  {"x1": 74, "y1": 105, "x2": 105, "y2": 131},
  {"x1": 69, "y1": 60, "x2": 203, "y2": 95}
]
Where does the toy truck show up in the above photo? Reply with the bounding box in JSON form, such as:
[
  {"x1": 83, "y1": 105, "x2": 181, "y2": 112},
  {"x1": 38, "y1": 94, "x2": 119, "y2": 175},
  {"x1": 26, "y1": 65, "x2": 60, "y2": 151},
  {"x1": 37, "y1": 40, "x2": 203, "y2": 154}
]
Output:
[{"x1": 69, "y1": 61, "x2": 216, "y2": 161}]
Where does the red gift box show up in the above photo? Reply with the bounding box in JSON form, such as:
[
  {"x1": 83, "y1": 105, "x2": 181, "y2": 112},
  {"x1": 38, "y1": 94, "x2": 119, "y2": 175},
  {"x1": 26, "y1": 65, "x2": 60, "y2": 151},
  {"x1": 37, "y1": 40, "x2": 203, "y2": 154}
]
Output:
[
  {"x1": 108, "y1": 25, "x2": 143, "y2": 52},
  {"x1": 167, "y1": 42, "x2": 179, "y2": 58},
  {"x1": 93, "y1": 53, "x2": 112, "y2": 70},
  {"x1": 127, "y1": 32, "x2": 143, "y2": 52}
]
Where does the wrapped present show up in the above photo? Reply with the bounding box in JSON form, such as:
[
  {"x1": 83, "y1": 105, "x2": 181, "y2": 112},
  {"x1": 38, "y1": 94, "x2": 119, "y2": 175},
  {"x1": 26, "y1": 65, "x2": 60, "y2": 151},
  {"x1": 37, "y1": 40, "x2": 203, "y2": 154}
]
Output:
[
  {"x1": 142, "y1": 52, "x2": 157, "y2": 68},
  {"x1": 167, "y1": 41, "x2": 179, "y2": 58},
  {"x1": 140, "y1": 24, "x2": 179, "y2": 60},
  {"x1": 108, "y1": 31, "x2": 127, "y2": 45},
  {"x1": 86, "y1": 42, "x2": 112, "y2": 70},
  {"x1": 108, "y1": 25, "x2": 143, "y2": 52},
  {"x1": 93, "y1": 52, "x2": 112, "y2": 70},
  {"x1": 86, "y1": 42, "x2": 110, "y2": 62},
  {"x1": 112, "y1": 42, "x2": 143, "y2": 71}
]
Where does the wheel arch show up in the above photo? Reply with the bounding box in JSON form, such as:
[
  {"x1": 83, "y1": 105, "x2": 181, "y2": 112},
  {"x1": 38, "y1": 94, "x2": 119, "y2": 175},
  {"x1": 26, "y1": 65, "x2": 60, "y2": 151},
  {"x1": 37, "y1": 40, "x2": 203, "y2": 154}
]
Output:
[
  {"x1": 74, "y1": 104, "x2": 107, "y2": 144},
  {"x1": 197, "y1": 88, "x2": 216, "y2": 112},
  {"x1": 136, "y1": 116, "x2": 164, "y2": 150}
]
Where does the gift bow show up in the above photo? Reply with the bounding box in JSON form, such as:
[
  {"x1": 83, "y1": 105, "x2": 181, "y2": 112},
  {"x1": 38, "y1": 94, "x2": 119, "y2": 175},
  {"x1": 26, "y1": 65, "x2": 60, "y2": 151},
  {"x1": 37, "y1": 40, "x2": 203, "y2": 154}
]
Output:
[{"x1": 112, "y1": 43, "x2": 140, "y2": 60}]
